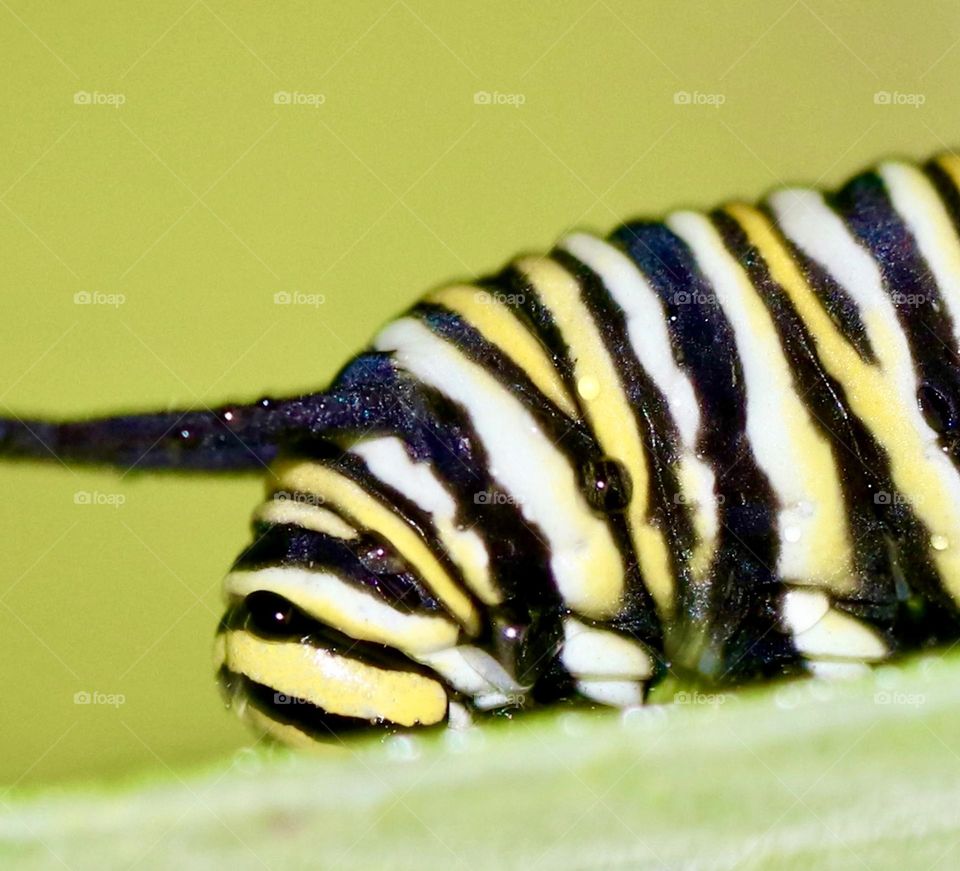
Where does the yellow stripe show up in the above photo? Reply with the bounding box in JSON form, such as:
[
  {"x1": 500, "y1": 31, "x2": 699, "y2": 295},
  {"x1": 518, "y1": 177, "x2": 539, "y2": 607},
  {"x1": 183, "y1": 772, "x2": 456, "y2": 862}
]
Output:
[
  {"x1": 729, "y1": 202, "x2": 960, "y2": 605},
  {"x1": 515, "y1": 255, "x2": 674, "y2": 616},
  {"x1": 224, "y1": 629, "x2": 448, "y2": 727},
  {"x1": 272, "y1": 459, "x2": 480, "y2": 634},
  {"x1": 224, "y1": 567, "x2": 460, "y2": 654},
  {"x1": 426, "y1": 284, "x2": 579, "y2": 417}
]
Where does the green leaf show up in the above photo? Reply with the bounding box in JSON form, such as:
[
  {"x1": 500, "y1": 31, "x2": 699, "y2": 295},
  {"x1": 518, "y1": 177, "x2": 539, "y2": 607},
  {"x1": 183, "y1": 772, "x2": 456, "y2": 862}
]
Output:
[{"x1": 3, "y1": 653, "x2": 959, "y2": 870}]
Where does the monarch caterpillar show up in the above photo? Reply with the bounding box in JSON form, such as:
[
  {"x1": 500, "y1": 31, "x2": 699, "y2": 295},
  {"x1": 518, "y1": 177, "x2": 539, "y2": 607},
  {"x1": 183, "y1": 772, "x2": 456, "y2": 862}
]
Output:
[{"x1": 5, "y1": 152, "x2": 960, "y2": 747}]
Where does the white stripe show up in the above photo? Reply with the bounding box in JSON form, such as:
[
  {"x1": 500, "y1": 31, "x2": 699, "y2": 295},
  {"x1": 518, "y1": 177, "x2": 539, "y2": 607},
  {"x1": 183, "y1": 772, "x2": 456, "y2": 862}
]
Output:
[
  {"x1": 417, "y1": 645, "x2": 526, "y2": 698},
  {"x1": 349, "y1": 436, "x2": 497, "y2": 604},
  {"x1": 879, "y1": 161, "x2": 960, "y2": 349},
  {"x1": 575, "y1": 678, "x2": 644, "y2": 707},
  {"x1": 782, "y1": 589, "x2": 887, "y2": 661},
  {"x1": 560, "y1": 616, "x2": 653, "y2": 679},
  {"x1": 374, "y1": 317, "x2": 626, "y2": 619}
]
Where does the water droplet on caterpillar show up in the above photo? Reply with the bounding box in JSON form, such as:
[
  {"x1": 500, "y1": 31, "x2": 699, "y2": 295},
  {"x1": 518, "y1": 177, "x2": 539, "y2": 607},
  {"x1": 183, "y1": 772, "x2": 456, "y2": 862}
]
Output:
[
  {"x1": 583, "y1": 457, "x2": 632, "y2": 512},
  {"x1": 931, "y1": 534, "x2": 949, "y2": 552},
  {"x1": 358, "y1": 539, "x2": 407, "y2": 574},
  {"x1": 577, "y1": 375, "x2": 601, "y2": 401}
]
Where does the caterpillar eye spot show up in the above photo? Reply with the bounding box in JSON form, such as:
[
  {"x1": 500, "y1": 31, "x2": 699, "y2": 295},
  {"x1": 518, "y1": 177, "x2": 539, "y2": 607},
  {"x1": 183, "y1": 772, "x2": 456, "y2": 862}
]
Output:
[{"x1": 243, "y1": 591, "x2": 300, "y2": 638}]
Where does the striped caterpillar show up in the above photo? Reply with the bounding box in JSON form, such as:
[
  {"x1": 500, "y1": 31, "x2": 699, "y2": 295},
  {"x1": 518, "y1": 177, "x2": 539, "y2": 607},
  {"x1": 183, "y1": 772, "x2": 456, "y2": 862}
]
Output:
[{"x1": 4, "y1": 151, "x2": 960, "y2": 746}]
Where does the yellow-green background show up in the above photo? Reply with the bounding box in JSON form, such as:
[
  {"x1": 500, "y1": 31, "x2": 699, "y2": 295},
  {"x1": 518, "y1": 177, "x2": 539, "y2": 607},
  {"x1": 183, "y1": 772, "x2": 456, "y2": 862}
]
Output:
[{"x1": 0, "y1": 0, "x2": 958, "y2": 788}]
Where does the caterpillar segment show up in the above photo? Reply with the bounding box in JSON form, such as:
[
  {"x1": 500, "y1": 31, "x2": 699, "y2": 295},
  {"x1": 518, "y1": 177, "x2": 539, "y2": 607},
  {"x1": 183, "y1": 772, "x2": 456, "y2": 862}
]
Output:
[{"x1": 6, "y1": 153, "x2": 960, "y2": 744}]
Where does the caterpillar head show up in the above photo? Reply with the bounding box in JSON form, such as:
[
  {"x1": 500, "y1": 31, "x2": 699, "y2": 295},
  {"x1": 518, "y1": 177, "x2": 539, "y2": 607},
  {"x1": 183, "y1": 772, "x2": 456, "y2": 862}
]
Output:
[
  {"x1": 213, "y1": 454, "x2": 469, "y2": 744},
  {"x1": 215, "y1": 589, "x2": 451, "y2": 746}
]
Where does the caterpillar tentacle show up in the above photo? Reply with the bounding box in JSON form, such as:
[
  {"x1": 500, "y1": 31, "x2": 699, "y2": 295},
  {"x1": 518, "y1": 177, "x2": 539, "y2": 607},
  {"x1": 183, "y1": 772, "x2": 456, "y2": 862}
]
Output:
[
  {"x1": 0, "y1": 353, "x2": 420, "y2": 470},
  {"x1": 8, "y1": 151, "x2": 960, "y2": 745}
]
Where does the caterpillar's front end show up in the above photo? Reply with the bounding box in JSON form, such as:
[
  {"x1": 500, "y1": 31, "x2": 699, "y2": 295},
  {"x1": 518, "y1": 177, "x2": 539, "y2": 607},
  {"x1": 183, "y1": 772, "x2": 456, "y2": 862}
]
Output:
[{"x1": 213, "y1": 356, "x2": 664, "y2": 743}]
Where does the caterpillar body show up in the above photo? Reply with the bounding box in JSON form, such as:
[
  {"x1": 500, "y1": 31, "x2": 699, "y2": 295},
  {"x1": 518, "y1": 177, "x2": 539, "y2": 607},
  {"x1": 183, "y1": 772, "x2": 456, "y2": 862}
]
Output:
[{"x1": 5, "y1": 152, "x2": 960, "y2": 746}]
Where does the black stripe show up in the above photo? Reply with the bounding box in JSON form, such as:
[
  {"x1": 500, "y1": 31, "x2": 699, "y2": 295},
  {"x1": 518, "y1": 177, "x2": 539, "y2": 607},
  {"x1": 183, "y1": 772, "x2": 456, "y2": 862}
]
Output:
[
  {"x1": 757, "y1": 204, "x2": 877, "y2": 364},
  {"x1": 831, "y1": 171, "x2": 960, "y2": 464},
  {"x1": 924, "y1": 158, "x2": 960, "y2": 240},
  {"x1": 610, "y1": 220, "x2": 795, "y2": 680},
  {"x1": 232, "y1": 521, "x2": 443, "y2": 614}
]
